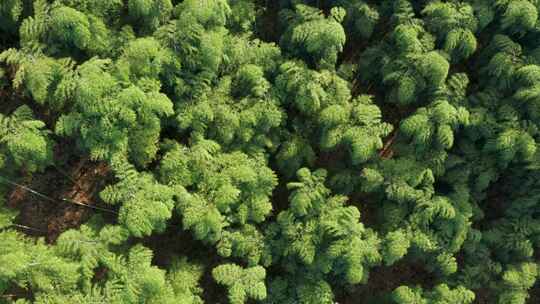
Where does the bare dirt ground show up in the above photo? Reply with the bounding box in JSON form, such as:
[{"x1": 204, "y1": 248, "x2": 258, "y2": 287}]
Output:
[{"x1": 7, "y1": 147, "x2": 112, "y2": 243}]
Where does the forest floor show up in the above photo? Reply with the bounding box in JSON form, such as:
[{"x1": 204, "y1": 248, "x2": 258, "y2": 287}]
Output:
[{"x1": 6, "y1": 144, "x2": 114, "y2": 243}]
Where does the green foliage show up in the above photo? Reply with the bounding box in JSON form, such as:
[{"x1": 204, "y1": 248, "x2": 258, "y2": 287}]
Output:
[
  {"x1": 154, "y1": 0, "x2": 230, "y2": 98},
  {"x1": 127, "y1": 0, "x2": 173, "y2": 33},
  {"x1": 382, "y1": 229, "x2": 411, "y2": 266},
  {"x1": 176, "y1": 0, "x2": 231, "y2": 29},
  {"x1": 167, "y1": 257, "x2": 204, "y2": 304},
  {"x1": 176, "y1": 66, "x2": 283, "y2": 155},
  {"x1": 266, "y1": 168, "x2": 381, "y2": 298},
  {"x1": 500, "y1": 0, "x2": 539, "y2": 35},
  {"x1": 275, "y1": 134, "x2": 316, "y2": 178},
  {"x1": 336, "y1": 0, "x2": 379, "y2": 39},
  {"x1": 0, "y1": 0, "x2": 23, "y2": 34},
  {"x1": 100, "y1": 157, "x2": 175, "y2": 237},
  {"x1": 55, "y1": 0, "x2": 123, "y2": 20},
  {"x1": 49, "y1": 6, "x2": 97, "y2": 50},
  {"x1": 274, "y1": 61, "x2": 392, "y2": 173},
  {"x1": 54, "y1": 217, "x2": 129, "y2": 291},
  {"x1": 498, "y1": 263, "x2": 538, "y2": 304},
  {"x1": 280, "y1": 5, "x2": 346, "y2": 69},
  {"x1": 319, "y1": 95, "x2": 393, "y2": 164},
  {"x1": 401, "y1": 99, "x2": 469, "y2": 151},
  {"x1": 0, "y1": 49, "x2": 76, "y2": 109},
  {"x1": 233, "y1": 64, "x2": 270, "y2": 98},
  {"x1": 0, "y1": 230, "x2": 79, "y2": 295},
  {"x1": 422, "y1": 1, "x2": 478, "y2": 61},
  {"x1": 223, "y1": 35, "x2": 282, "y2": 75},
  {"x1": 213, "y1": 263, "x2": 267, "y2": 304},
  {"x1": 51, "y1": 216, "x2": 206, "y2": 303},
  {"x1": 17, "y1": 1, "x2": 111, "y2": 56},
  {"x1": 227, "y1": 0, "x2": 260, "y2": 33},
  {"x1": 486, "y1": 128, "x2": 537, "y2": 163},
  {"x1": 159, "y1": 139, "x2": 276, "y2": 264},
  {"x1": 0, "y1": 67, "x2": 5, "y2": 89},
  {"x1": 275, "y1": 60, "x2": 350, "y2": 116},
  {"x1": 392, "y1": 284, "x2": 475, "y2": 304},
  {"x1": 56, "y1": 58, "x2": 173, "y2": 165},
  {"x1": 360, "y1": 19, "x2": 450, "y2": 105},
  {"x1": 171, "y1": 35, "x2": 284, "y2": 155},
  {"x1": 265, "y1": 275, "x2": 334, "y2": 304},
  {"x1": 359, "y1": 155, "x2": 473, "y2": 274},
  {"x1": 0, "y1": 106, "x2": 54, "y2": 173},
  {"x1": 115, "y1": 37, "x2": 172, "y2": 83},
  {"x1": 107, "y1": 244, "x2": 172, "y2": 303}
]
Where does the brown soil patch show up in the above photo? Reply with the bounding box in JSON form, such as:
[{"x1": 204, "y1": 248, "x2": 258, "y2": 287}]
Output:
[
  {"x1": 379, "y1": 131, "x2": 398, "y2": 159},
  {"x1": 0, "y1": 284, "x2": 33, "y2": 303},
  {"x1": 316, "y1": 146, "x2": 347, "y2": 170},
  {"x1": 7, "y1": 157, "x2": 112, "y2": 243}
]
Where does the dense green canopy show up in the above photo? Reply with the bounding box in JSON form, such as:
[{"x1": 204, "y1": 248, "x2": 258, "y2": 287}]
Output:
[{"x1": 1, "y1": 0, "x2": 540, "y2": 303}]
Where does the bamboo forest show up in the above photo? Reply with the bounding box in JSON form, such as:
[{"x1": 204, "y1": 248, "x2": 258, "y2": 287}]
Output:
[{"x1": 2, "y1": 0, "x2": 540, "y2": 303}]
